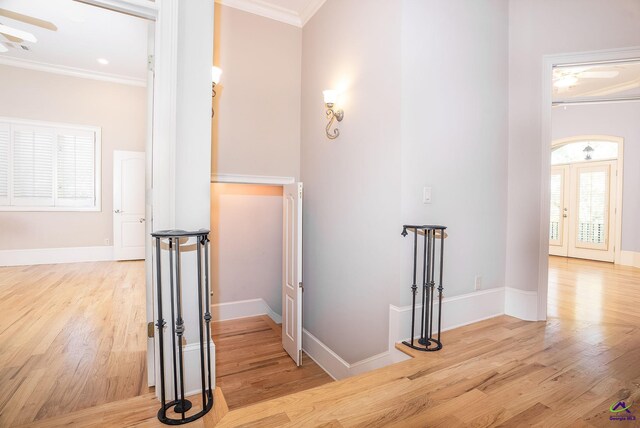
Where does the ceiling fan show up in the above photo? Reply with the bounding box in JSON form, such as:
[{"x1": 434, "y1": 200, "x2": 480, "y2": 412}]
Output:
[
  {"x1": 553, "y1": 66, "x2": 620, "y2": 88},
  {"x1": 0, "y1": 8, "x2": 57, "y2": 53}
]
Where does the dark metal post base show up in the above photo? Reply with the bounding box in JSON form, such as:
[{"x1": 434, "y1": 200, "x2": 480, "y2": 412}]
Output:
[
  {"x1": 173, "y1": 399, "x2": 192, "y2": 413},
  {"x1": 157, "y1": 390, "x2": 214, "y2": 425},
  {"x1": 402, "y1": 337, "x2": 443, "y2": 352}
]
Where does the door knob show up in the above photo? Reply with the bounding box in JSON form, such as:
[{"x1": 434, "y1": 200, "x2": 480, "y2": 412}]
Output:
[
  {"x1": 140, "y1": 218, "x2": 146, "y2": 223},
  {"x1": 563, "y1": 214, "x2": 568, "y2": 218},
  {"x1": 114, "y1": 209, "x2": 122, "y2": 213}
]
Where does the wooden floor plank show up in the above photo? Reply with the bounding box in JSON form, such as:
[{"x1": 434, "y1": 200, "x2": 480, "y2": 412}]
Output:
[
  {"x1": 212, "y1": 315, "x2": 333, "y2": 410},
  {"x1": 3, "y1": 256, "x2": 640, "y2": 427}
]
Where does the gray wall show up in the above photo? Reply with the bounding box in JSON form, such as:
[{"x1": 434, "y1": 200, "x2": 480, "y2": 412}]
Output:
[
  {"x1": 552, "y1": 102, "x2": 640, "y2": 252},
  {"x1": 301, "y1": 0, "x2": 404, "y2": 363},
  {"x1": 300, "y1": 0, "x2": 509, "y2": 364},
  {"x1": 400, "y1": 0, "x2": 509, "y2": 302},
  {"x1": 506, "y1": 0, "x2": 640, "y2": 292},
  {"x1": 211, "y1": 184, "x2": 283, "y2": 314}
]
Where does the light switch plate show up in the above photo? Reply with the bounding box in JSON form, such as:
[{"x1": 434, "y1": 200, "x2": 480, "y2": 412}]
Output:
[{"x1": 423, "y1": 187, "x2": 432, "y2": 204}]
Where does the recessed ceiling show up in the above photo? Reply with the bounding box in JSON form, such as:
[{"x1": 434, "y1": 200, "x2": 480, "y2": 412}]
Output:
[
  {"x1": 0, "y1": 0, "x2": 148, "y2": 85},
  {"x1": 553, "y1": 61, "x2": 640, "y2": 103}
]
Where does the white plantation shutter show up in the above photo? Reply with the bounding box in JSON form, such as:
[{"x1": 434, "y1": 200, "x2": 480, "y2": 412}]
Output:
[
  {"x1": 0, "y1": 119, "x2": 100, "y2": 211},
  {"x1": 12, "y1": 126, "x2": 55, "y2": 206},
  {"x1": 56, "y1": 131, "x2": 95, "y2": 207},
  {"x1": 0, "y1": 123, "x2": 9, "y2": 205}
]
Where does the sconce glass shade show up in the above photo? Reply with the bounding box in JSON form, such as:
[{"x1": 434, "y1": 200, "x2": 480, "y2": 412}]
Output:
[
  {"x1": 211, "y1": 66, "x2": 223, "y2": 84},
  {"x1": 323, "y1": 89, "x2": 338, "y2": 105}
]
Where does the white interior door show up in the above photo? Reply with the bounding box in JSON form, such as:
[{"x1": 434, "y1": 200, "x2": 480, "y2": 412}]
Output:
[
  {"x1": 568, "y1": 161, "x2": 617, "y2": 262},
  {"x1": 549, "y1": 165, "x2": 569, "y2": 256},
  {"x1": 282, "y1": 182, "x2": 303, "y2": 366},
  {"x1": 113, "y1": 150, "x2": 146, "y2": 260}
]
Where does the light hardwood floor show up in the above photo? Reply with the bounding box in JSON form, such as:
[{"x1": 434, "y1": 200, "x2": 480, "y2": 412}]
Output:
[
  {"x1": 5, "y1": 257, "x2": 640, "y2": 427},
  {"x1": 212, "y1": 315, "x2": 333, "y2": 410},
  {"x1": 0, "y1": 261, "x2": 150, "y2": 427},
  {"x1": 216, "y1": 257, "x2": 640, "y2": 427}
]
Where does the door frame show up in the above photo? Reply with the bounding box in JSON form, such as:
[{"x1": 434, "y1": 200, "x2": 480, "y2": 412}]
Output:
[
  {"x1": 539, "y1": 47, "x2": 640, "y2": 320},
  {"x1": 550, "y1": 135, "x2": 624, "y2": 263},
  {"x1": 77, "y1": 0, "x2": 180, "y2": 390},
  {"x1": 210, "y1": 174, "x2": 303, "y2": 365}
]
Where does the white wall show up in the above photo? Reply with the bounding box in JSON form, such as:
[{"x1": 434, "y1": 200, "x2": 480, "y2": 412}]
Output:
[
  {"x1": 211, "y1": 184, "x2": 283, "y2": 314},
  {"x1": 301, "y1": 0, "x2": 403, "y2": 363},
  {"x1": 506, "y1": 0, "x2": 640, "y2": 293},
  {"x1": 401, "y1": 0, "x2": 509, "y2": 302},
  {"x1": 552, "y1": 102, "x2": 640, "y2": 252},
  {"x1": 212, "y1": 4, "x2": 302, "y2": 179},
  {"x1": 0, "y1": 65, "x2": 146, "y2": 250},
  {"x1": 300, "y1": 0, "x2": 508, "y2": 364}
]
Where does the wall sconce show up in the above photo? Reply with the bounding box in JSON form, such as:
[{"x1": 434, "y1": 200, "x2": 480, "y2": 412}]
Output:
[
  {"x1": 323, "y1": 89, "x2": 344, "y2": 139},
  {"x1": 211, "y1": 66, "x2": 223, "y2": 117}
]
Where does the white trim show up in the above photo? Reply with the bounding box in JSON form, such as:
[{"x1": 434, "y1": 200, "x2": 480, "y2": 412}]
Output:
[
  {"x1": 504, "y1": 287, "x2": 538, "y2": 321},
  {"x1": 215, "y1": 0, "x2": 301, "y2": 27},
  {"x1": 619, "y1": 251, "x2": 640, "y2": 269},
  {"x1": 211, "y1": 173, "x2": 295, "y2": 186},
  {"x1": 74, "y1": 0, "x2": 159, "y2": 21},
  {"x1": 0, "y1": 246, "x2": 114, "y2": 266},
  {"x1": 303, "y1": 287, "x2": 506, "y2": 380},
  {"x1": 181, "y1": 340, "x2": 215, "y2": 397},
  {"x1": 211, "y1": 298, "x2": 282, "y2": 324},
  {"x1": 540, "y1": 47, "x2": 640, "y2": 320},
  {"x1": 299, "y1": 0, "x2": 327, "y2": 26},
  {"x1": 0, "y1": 57, "x2": 146, "y2": 87}
]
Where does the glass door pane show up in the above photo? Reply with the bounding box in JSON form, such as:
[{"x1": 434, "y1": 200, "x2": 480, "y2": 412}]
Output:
[
  {"x1": 576, "y1": 166, "x2": 609, "y2": 248},
  {"x1": 549, "y1": 173, "x2": 562, "y2": 243}
]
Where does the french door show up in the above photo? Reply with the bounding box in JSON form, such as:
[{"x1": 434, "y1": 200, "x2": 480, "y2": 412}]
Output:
[{"x1": 549, "y1": 160, "x2": 617, "y2": 262}]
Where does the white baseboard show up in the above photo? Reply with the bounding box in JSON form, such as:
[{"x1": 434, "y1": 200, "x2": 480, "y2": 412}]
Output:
[
  {"x1": 504, "y1": 287, "x2": 538, "y2": 321},
  {"x1": 389, "y1": 287, "x2": 506, "y2": 345},
  {"x1": 619, "y1": 251, "x2": 640, "y2": 269},
  {"x1": 303, "y1": 287, "x2": 506, "y2": 380},
  {"x1": 0, "y1": 245, "x2": 114, "y2": 267},
  {"x1": 211, "y1": 298, "x2": 282, "y2": 324}
]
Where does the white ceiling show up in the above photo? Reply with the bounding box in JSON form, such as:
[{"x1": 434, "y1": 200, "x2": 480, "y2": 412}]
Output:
[
  {"x1": 0, "y1": 0, "x2": 149, "y2": 84},
  {"x1": 0, "y1": 0, "x2": 324, "y2": 85}
]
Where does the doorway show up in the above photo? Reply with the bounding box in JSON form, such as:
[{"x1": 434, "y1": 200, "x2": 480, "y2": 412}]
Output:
[
  {"x1": 538, "y1": 51, "x2": 640, "y2": 320},
  {"x1": 209, "y1": 180, "x2": 332, "y2": 408},
  {"x1": 548, "y1": 137, "x2": 622, "y2": 263},
  {"x1": 0, "y1": 1, "x2": 158, "y2": 425}
]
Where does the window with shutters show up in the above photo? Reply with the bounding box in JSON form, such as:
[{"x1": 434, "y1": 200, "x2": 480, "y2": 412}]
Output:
[{"x1": 0, "y1": 119, "x2": 101, "y2": 211}]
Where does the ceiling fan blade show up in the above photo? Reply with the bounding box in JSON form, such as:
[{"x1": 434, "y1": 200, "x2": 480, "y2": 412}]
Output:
[
  {"x1": 578, "y1": 71, "x2": 620, "y2": 79},
  {"x1": 1, "y1": 32, "x2": 22, "y2": 43},
  {"x1": 0, "y1": 8, "x2": 57, "y2": 31},
  {"x1": 0, "y1": 24, "x2": 36, "y2": 43}
]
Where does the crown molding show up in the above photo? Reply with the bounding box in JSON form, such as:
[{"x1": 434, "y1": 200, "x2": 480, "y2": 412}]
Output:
[
  {"x1": 299, "y1": 0, "x2": 327, "y2": 26},
  {"x1": 215, "y1": 0, "x2": 327, "y2": 27},
  {"x1": 0, "y1": 56, "x2": 147, "y2": 87},
  {"x1": 216, "y1": 0, "x2": 301, "y2": 27}
]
